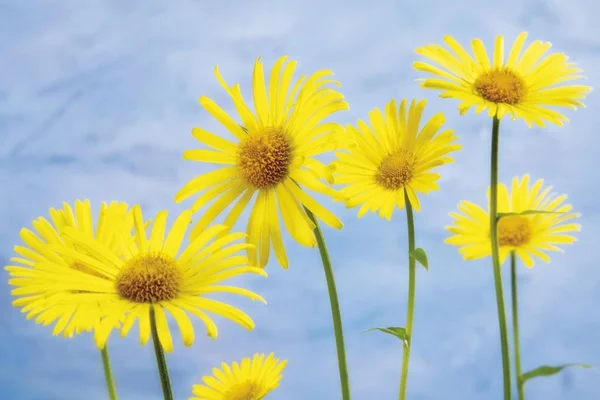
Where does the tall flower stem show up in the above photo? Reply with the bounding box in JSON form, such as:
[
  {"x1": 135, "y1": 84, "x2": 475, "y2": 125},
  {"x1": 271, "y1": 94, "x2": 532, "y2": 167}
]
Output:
[
  {"x1": 510, "y1": 251, "x2": 526, "y2": 400},
  {"x1": 150, "y1": 306, "x2": 175, "y2": 400},
  {"x1": 399, "y1": 191, "x2": 416, "y2": 400},
  {"x1": 305, "y1": 207, "x2": 351, "y2": 400},
  {"x1": 490, "y1": 116, "x2": 512, "y2": 400},
  {"x1": 100, "y1": 346, "x2": 118, "y2": 400}
]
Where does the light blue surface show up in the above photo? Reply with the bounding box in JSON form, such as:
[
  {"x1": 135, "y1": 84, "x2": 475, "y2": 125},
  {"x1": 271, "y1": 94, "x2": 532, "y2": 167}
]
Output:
[{"x1": 1, "y1": 0, "x2": 599, "y2": 399}]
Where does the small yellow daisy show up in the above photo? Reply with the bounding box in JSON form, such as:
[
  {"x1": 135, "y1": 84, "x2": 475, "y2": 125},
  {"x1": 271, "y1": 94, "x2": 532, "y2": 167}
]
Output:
[
  {"x1": 190, "y1": 353, "x2": 287, "y2": 400},
  {"x1": 5, "y1": 200, "x2": 136, "y2": 337},
  {"x1": 333, "y1": 98, "x2": 460, "y2": 219},
  {"x1": 9, "y1": 204, "x2": 266, "y2": 352},
  {"x1": 413, "y1": 32, "x2": 591, "y2": 127},
  {"x1": 446, "y1": 175, "x2": 580, "y2": 267},
  {"x1": 175, "y1": 56, "x2": 348, "y2": 269}
]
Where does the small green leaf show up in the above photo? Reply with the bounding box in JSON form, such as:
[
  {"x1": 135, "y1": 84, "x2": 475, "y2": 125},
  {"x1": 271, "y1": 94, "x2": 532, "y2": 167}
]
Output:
[
  {"x1": 409, "y1": 248, "x2": 428, "y2": 270},
  {"x1": 522, "y1": 363, "x2": 593, "y2": 383},
  {"x1": 364, "y1": 327, "x2": 410, "y2": 347},
  {"x1": 497, "y1": 210, "x2": 564, "y2": 219}
]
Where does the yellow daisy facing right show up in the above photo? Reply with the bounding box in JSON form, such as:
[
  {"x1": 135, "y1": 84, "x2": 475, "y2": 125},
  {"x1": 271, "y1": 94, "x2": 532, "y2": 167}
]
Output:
[
  {"x1": 190, "y1": 353, "x2": 287, "y2": 400},
  {"x1": 413, "y1": 32, "x2": 591, "y2": 127},
  {"x1": 446, "y1": 175, "x2": 580, "y2": 267},
  {"x1": 333, "y1": 98, "x2": 461, "y2": 219}
]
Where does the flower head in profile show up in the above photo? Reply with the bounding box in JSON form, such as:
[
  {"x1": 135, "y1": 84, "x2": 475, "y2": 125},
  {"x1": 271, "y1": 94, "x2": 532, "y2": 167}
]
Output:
[
  {"x1": 5, "y1": 200, "x2": 135, "y2": 338},
  {"x1": 175, "y1": 56, "x2": 348, "y2": 269},
  {"x1": 413, "y1": 32, "x2": 592, "y2": 127},
  {"x1": 10, "y1": 204, "x2": 266, "y2": 352},
  {"x1": 446, "y1": 175, "x2": 580, "y2": 267},
  {"x1": 333, "y1": 98, "x2": 460, "y2": 219},
  {"x1": 190, "y1": 352, "x2": 287, "y2": 400}
]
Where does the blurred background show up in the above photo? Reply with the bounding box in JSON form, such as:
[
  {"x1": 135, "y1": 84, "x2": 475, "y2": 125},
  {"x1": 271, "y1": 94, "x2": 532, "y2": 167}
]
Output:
[{"x1": 1, "y1": 0, "x2": 598, "y2": 398}]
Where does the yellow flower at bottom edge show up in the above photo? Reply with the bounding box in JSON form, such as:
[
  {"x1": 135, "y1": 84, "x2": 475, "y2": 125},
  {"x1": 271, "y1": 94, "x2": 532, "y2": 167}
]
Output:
[
  {"x1": 190, "y1": 353, "x2": 287, "y2": 400},
  {"x1": 10, "y1": 205, "x2": 267, "y2": 352},
  {"x1": 446, "y1": 175, "x2": 580, "y2": 267},
  {"x1": 175, "y1": 56, "x2": 348, "y2": 269},
  {"x1": 5, "y1": 200, "x2": 137, "y2": 338},
  {"x1": 413, "y1": 32, "x2": 592, "y2": 127},
  {"x1": 333, "y1": 98, "x2": 461, "y2": 220}
]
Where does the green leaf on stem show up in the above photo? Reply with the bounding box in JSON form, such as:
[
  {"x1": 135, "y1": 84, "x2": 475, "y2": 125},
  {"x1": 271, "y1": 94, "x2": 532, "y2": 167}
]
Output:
[
  {"x1": 409, "y1": 248, "x2": 428, "y2": 270},
  {"x1": 497, "y1": 210, "x2": 563, "y2": 219},
  {"x1": 522, "y1": 363, "x2": 593, "y2": 383},
  {"x1": 364, "y1": 327, "x2": 410, "y2": 347}
]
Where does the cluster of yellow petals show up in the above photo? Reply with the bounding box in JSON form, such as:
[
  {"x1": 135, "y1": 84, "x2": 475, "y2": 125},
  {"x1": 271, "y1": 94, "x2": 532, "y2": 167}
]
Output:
[{"x1": 4, "y1": 32, "x2": 591, "y2": 400}]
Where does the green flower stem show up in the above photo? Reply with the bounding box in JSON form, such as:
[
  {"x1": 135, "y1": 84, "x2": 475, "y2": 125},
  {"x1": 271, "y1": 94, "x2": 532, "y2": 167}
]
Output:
[
  {"x1": 399, "y1": 191, "x2": 416, "y2": 400},
  {"x1": 511, "y1": 251, "x2": 526, "y2": 400},
  {"x1": 490, "y1": 116, "x2": 512, "y2": 400},
  {"x1": 150, "y1": 306, "x2": 175, "y2": 400},
  {"x1": 100, "y1": 346, "x2": 118, "y2": 400},
  {"x1": 305, "y1": 207, "x2": 351, "y2": 400}
]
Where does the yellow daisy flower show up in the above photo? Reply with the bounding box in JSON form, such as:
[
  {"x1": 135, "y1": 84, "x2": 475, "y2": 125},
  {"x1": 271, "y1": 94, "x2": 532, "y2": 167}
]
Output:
[
  {"x1": 446, "y1": 175, "x2": 580, "y2": 267},
  {"x1": 5, "y1": 200, "x2": 136, "y2": 338},
  {"x1": 190, "y1": 352, "x2": 287, "y2": 400},
  {"x1": 333, "y1": 98, "x2": 460, "y2": 219},
  {"x1": 10, "y1": 204, "x2": 266, "y2": 352},
  {"x1": 175, "y1": 56, "x2": 348, "y2": 269},
  {"x1": 413, "y1": 32, "x2": 591, "y2": 127}
]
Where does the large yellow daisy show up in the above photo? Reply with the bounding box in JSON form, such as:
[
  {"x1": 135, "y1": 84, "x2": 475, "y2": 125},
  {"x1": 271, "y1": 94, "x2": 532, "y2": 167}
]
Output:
[
  {"x1": 189, "y1": 352, "x2": 287, "y2": 400},
  {"x1": 413, "y1": 32, "x2": 591, "y2": 127},
  {"x1": 175, "y1": 56, "x2": 348, "y2": 269},
  {"x1": 5, "y1": 200, "x2": 137, "y2": 338},
  {"x1": 10, "y1": 204, "x2": 266, "y2": 352},
  {"x1": 446, "y1": 175, "x2": 580, "y2": 267},
  {"x1": 333, "y1": 98, "x2": 460, "y2": 219}
]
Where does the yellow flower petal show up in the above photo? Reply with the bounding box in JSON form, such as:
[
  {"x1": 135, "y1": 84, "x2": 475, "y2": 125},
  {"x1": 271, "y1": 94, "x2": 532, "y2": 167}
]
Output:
[
  {"x1": 446, "y1": 175, "x2": 579, "y2": 268},
  {"x1": 414, "y1": 32, "x2": 591, "y2": 126},
  {"x1": 189, "y1": 352, "x2": 287, "y2": 399},
  {"x1": 177, "y1": 57, "x2": 346, "y2": 268},
  {"x1": 334, "y1": 98, "x2": 458, "y2": 219}
]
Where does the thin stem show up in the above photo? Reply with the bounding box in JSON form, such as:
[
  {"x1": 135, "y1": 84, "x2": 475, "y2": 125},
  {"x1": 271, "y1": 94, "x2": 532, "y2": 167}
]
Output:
[
  {"x1": 150, "y1": 306, "x2": 175, "y2": 400},
  {"x1": 399, "y1": 191, "x2": 416, "y2": 400},
  {"x1": 305, "y1": 207, "x2": 351, "y2": 400},
  {"x1": 489, "y1": 116, "x2": 512, "y2": 400},
  {"x1": 511, "y1": 252, "x2": 526, "y2": 400},
  {"x1": 100, "y1": 346, "x2": 118, "y2": 400}
]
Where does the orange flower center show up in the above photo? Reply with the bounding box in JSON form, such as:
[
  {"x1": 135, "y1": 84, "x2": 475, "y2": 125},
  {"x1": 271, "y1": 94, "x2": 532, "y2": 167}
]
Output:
[
  {"x1": 497, "y1": 215, "x2": 531, "y2": 247},
  {"x1": 375, "y1": 151, "x2": 415, "y2": 190},
  {"x1": 237, "y1": 128, "x2": 292, "y2": 189},
  {"x1": 115, "y1": 253, "x2": 182, "y2": 303},
  {"x1": 474, "y1": 69, "x2": 526, "y2": 104}
]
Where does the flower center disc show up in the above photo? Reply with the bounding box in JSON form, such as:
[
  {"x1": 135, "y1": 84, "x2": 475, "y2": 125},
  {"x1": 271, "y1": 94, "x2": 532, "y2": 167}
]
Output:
[
  {"x1": 225, "y1": 381, "x2": 262, "y2": 400},
  {"x1": 497, "y1": 215, "x2": 531, "y2": 247},
  {"x1": 375, "y1": 151, "x2": 415, "y2": 190},
  {"x1": 237, "y1": 128, "x2": 292, "y2": 189},
  {"x1": 474, "y1": 69, "x2": 526, "y2": 104},
  {"x1": 115, "y1": 253, "x2": 183, "y2": 303}
]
